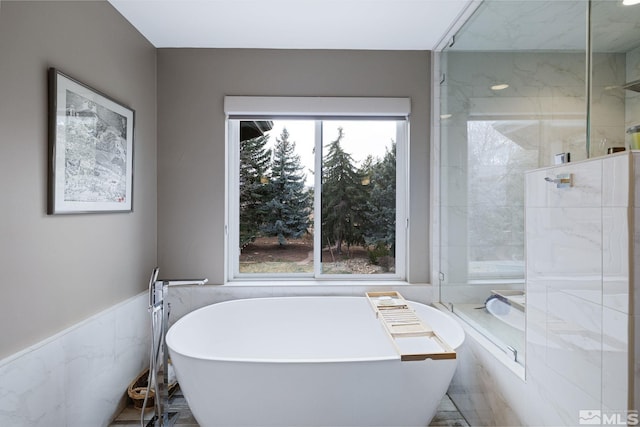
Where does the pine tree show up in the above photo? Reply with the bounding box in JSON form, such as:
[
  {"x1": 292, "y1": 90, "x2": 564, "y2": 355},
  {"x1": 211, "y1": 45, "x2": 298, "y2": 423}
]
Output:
[
  {"x1": 261, "y1": 128, "x2": 311, "y2": 246},
  {"x1": 321, "y1": 127, "x2": 366, "y2": 255},
  {"x1": 239, "y1": 134, "x2": 272, "y2": 248},
  {"x1": 363, "y1": 142, "x2": 396, "y2": 255}
]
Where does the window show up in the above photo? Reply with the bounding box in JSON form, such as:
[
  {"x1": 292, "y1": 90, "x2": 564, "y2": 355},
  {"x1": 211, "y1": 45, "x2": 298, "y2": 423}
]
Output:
[
  {"x1": 225, "y1": 97, "x2": 409, "y2": 281},
  {"x1": 466, "y1": 120, "x2": 540, "y2": 280}
]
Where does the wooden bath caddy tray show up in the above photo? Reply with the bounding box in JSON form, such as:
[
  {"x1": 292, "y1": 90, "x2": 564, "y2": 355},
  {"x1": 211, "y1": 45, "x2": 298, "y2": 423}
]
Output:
[{"x1": 366, "y1": 291, "x2": 456, "y2": 361}]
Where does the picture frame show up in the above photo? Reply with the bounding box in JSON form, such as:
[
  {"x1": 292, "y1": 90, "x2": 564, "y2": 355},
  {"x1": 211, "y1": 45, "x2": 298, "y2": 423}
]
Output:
[{"x1": 48, "y1": 68, "x2": 134, "y2": 214}]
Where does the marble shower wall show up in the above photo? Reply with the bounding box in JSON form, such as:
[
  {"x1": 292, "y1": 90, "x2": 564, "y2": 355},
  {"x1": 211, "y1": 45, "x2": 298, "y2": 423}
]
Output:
[
  {"x1": 525, "y1": 153, "x2": 633, "y2": 424},
  {"x1": 627, "y1": 45, "x2": 640, "y2": 137},
  {"x1": 440, "y1": 50, "x2": 630, "y2": 303},
  {"x1": 591, "y1": 52, "x2": 627, "y2": 155},
  {"x1": 441, "y1": 51, "x2": 592, "y2": 302},
  {"x1": 0, "y1": 294, "x2": 150, "y2": 427}
]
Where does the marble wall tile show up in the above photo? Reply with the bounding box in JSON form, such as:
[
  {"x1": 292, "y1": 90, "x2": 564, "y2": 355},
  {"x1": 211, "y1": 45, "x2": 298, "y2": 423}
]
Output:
[
  {"x1": 0, "y1": 293, "x2": 149, "y2": 427},
  {"x1": 545, "y1": 291, "x2": 602, "y2": 402},
  {"x1": 626, "y1": 46, "x2": 640, "y2": 132},
  {"x1": 439, "y1": 84, "x2": 473, "y2": 121},
  {"x1": 526, "y1": 206, "x2": 602, "y2": 304},
  {"x1": 448, "y1": 315, "x2": 600, "y2": 427},
  {"x1": 439, "y1": 125, "x2": 468, "y2": 169},
  {"x1": 447, "y1": 52, "x2": 586, "y2": 95},
  {"x1": 549, "y1": 161, "x2": 603, "y2": 207},
  {"x1": 166, "y1": 284, "x2": 436, "y2": 327},
  {"x1": 591, "y1": 126, "x2": 628, "y2": 156},
  {"x1": 627, "y1": 92, "x2": 640, "y2": 133},
  {"x1": 520, "y1": 157, "x2": 634, "y2": 426},
  {"x1": 592, "y1": 53, "x2": 626, "y2": 87},
  {"x1": 602, "y1": 207, "x2": 630, "y2": 313},
  {"x1": 526, "y1": 160, "x2": 602, "y2": 208},
  {"x1": 591, "y1": 90, "x2": 625, "y2": 130},
  {"x1": 543, "y1": 119, "x2": 588, "y2": 165},
  {"x1": 115, "y1": 295, "x2": 151, "y2": 371},
  {"x1": 439, "y1": 165, "x2": 467, "y2": 206},
  {"x1": 442, "y1": 283, "x2": 522, "y2": 304},
  {"x1": 602, "y1": 306, "x2": 629, "y2": 412},
  {"x1": 439, "y1": 244, "x2": 469, "y2": 285},
  {"x1": 0, "y1": 340, "x2": 67, "y2": 426},
  {"x1": 525, "y1": 358, "x2": 601, "y2": 426},
  {"x1": 448, "y1": 328, "x2": 524, "y2": 427},
  {"x1": 440, "y1": 206, "x2": 468, "y2": 247},
  {"x1": 525, "y1": 170, "x2": 549, "y2": 208},
  {"x1": 602, "y1": 154, "x2": 630, "y2": 207},
  {"x1": 63, "y1": 310, "x2": 118, "y2": 426},
  {"x1": 634, "y1": 154, "x2": 640, "y2": 208},
  {"x1": 628, "y1": 46, "x2": 640, "y2": 82},
  {"x1": 469, "y1": 95, "x2": 555, "y2": 116},
  {"x1": 525, "y1": 278, "x2": 547, "y2": 371},
  {"x1": 591, "y1": 52, "x2": 626, "y2": 150},
  {"x1": 164, "y1": 285, "x2": 195, "y2": 327}
]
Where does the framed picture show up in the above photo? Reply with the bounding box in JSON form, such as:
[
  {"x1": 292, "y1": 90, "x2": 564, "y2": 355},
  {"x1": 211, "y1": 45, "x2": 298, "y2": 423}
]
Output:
[{"x1": 48, "y1": 68, "x2": 134, "y2": 214}]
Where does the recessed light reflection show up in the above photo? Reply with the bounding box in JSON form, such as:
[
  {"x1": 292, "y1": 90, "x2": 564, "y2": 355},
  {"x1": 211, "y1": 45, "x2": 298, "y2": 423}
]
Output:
[
  {"x1": 623, "y1": 0, "x2": 640, "y2": 6},
  {"x1": 440, "y1": 114, "x2": 452, "y2": 119},
  {"x1": 491, "y1": 83, "x2": 509, "y2": 91}
]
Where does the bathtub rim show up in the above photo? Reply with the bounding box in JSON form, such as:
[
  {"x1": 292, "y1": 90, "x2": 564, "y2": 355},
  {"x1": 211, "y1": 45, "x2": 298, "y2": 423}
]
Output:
[{"x1": 166, "y1": 296, "x2": 464, "y2": 364}]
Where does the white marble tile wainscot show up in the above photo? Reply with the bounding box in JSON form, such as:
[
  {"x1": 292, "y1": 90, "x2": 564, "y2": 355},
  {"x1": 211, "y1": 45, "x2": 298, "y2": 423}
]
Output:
[
  {"x1": 0, "y1": 293, "x2": 150, "y2": 427},
  {"x1": 164, "y1": 282, "x2": 435, "y2": 328}
]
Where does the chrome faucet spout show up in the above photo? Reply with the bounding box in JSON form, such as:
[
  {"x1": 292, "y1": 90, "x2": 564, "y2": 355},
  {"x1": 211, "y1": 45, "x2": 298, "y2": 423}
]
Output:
[{"x1": 160, "y1": 278, "x2": 208, "y2": 287}]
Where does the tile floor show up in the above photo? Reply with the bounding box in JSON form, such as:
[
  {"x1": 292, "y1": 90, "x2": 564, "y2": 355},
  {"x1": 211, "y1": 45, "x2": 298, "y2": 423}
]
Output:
[
  {"x1": 110, "y1": 389, "x2": 469, "y2": 427},
  {"x1": 110, "y1": 389, "x2": 198, "y2": 426}
]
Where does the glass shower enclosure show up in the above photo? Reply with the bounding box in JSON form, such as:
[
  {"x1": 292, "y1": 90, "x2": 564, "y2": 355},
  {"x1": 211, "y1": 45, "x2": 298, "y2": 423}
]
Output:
[
  {"x1": 438, "y1": 0, "x2": 640, "y2": 369},
  {"x1": 437, "y1": 0, "x2": 589, "y2": 367}
]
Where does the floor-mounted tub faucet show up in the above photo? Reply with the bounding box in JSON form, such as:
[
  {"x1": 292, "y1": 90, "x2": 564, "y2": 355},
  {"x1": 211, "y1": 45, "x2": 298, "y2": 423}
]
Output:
[
  {"x1": 151, "y1": 277, "x2": 208, "y2": 310},
  {"x1": 145, "y1": 268, "x2": 208, "y2": 427}
]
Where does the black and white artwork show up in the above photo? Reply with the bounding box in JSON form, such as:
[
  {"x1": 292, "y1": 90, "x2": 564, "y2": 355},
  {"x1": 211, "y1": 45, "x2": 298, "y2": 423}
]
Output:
[{"x1": 48, "y1": 69, "x2": 134, "y2": 214}]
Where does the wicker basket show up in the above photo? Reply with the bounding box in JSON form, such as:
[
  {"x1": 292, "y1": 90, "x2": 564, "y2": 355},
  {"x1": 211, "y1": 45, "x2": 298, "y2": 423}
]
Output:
[{"x1": 127, "y1": 368, "x2": 178, "y2": 409}]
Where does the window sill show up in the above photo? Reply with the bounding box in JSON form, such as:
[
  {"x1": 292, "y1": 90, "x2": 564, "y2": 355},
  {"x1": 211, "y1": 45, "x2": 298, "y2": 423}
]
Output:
[{"x1": 223, "y1": 279, "x2": 422, "y2": 287}]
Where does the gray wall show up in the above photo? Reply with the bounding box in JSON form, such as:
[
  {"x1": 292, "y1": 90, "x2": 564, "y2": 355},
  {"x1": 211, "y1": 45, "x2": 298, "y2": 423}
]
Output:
[
  {"x1": 0, "y1": 1, "x2": 157, "y2": 359},
  {"x1": 157, "y1": 49, "x2": 431, "y2": 283},
  {"x1": 0, "y1": 6, "x2": 433, "y2": 359}
]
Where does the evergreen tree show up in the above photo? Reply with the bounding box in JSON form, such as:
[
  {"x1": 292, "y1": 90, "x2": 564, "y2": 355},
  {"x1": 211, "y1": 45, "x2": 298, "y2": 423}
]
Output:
[
  {"x1": 363, "y1": 142, "x2": 396, "y2": 255},
  {"x1": 321, "y1": 127, "x2": 366, "y2": 254},
  {"x1": 261, "y1": 128, "x2": 311, "y2": 246},
  {"x1": 239, "y1": 134, "x2": 272, "y2": 247}
]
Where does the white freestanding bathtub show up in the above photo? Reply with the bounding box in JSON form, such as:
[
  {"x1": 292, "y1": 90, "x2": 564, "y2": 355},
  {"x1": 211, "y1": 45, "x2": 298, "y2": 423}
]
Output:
[{"x1": 166, "y1": 296, "x2": 464, "y2": 427}]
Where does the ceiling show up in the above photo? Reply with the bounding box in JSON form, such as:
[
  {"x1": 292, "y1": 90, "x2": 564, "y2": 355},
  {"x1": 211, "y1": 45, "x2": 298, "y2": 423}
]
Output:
[{"x1": 107, "y1": 0, "x2": 473, "y2": 50}]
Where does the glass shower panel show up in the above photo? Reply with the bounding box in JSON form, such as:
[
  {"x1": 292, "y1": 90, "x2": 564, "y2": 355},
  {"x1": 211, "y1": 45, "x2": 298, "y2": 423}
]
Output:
[
  {"x1": 438, "y1": 0, "x2": 588, "y2": 366},
  {"x1": 589, "y1": 0, "x2": 640, "y2": 156}
]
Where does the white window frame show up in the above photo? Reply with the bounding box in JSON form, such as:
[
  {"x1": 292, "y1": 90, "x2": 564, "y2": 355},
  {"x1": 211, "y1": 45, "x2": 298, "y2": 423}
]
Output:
[{"x1": 225, "y1": 96, "x2": 410, "y2": 282}]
